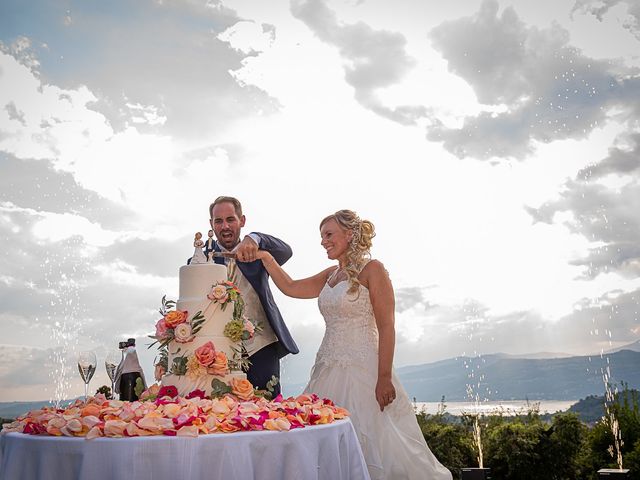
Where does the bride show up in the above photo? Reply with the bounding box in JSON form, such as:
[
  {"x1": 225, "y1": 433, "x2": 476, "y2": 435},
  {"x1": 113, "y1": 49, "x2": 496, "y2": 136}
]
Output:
[{"x1": 256, "y1": 210, "x2": 451, "y2": 480}]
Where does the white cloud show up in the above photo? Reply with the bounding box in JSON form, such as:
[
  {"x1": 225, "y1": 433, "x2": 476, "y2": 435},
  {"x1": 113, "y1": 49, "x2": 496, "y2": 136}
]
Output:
[
  {"x1": 427, "y1": 0, "x2": 640, "y2": 159},
  {"x1": 218, "y1": 20, "x2": 276, "y2": 54}
]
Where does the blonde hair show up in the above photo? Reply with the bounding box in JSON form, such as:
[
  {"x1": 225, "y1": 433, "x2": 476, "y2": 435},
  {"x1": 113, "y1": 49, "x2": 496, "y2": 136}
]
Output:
[{"x1": 320, "y1": 210, "x2": 375, "y2": 296}]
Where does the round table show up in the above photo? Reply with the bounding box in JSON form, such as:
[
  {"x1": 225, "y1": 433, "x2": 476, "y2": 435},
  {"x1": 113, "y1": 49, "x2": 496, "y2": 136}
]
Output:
[{"x1": 0, "y1": 419, "x2": 370, "y2": 480}]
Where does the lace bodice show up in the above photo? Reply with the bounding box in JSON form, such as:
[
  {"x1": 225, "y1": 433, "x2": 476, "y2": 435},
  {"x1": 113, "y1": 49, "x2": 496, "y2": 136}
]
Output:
[{"x1": 315, "y1": 279, "x2": 379, "y2": 368}]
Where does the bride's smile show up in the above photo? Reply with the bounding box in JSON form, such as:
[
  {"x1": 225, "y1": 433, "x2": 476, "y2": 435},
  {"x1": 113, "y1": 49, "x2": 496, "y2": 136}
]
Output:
[{"x1": 320, "y1": 219, "x2": 352, "y2": 261}]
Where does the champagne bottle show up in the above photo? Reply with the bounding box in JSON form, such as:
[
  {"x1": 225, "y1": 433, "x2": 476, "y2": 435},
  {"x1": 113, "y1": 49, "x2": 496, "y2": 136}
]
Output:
[{"x1": 117, "y1": 338, "x2": 146, "y2": 401}]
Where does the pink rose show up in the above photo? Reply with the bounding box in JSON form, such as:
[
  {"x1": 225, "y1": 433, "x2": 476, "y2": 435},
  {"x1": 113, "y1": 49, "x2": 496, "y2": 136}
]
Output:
[
  {"x1": 174, "y1": 323, "x2": 194, "y2": 343},
  {"x1": 207, "y1": 284, "x2": 228, "y2": 303},
  {"x1": 243, "y1": 319, "x2": 255, "y2": 338},
  {"x1": 155, "y1": 319, "x2": 170, "y2": 339},
  {"x1": 194, "y1": 341, "x2": 216, "y2": 367},
  {"x1": 206, "y1": 351, "x2": 229, "y2": 376}
]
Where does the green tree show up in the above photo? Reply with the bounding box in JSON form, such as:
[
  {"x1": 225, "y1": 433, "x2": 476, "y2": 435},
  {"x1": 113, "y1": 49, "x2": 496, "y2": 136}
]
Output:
[{"x1": 416, "y1": 402, "x2": 476, "y2": 480}]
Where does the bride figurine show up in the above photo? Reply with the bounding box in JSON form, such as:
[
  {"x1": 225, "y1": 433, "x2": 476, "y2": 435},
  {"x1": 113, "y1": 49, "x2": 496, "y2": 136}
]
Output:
[
  {"x1": 191, "y1": 231, "x2": 208, "y2": 264},
  {"x1": 254, "y1": 210, "x2": 452, "y2": 480}
]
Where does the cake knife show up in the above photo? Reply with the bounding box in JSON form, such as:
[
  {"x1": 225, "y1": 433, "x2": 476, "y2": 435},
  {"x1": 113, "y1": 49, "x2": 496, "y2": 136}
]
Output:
[{"x1": 210, "y1": 251, "x2": 237, "y2": 259}]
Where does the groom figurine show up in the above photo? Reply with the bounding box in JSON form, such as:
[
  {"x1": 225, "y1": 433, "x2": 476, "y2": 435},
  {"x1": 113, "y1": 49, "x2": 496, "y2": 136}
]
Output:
[
  {"x1": 209, "y1": 195, "x2": 298, "y2": 396},
  {"x1": 204, "y1": 229, "x2": 215, "y2": 262}
]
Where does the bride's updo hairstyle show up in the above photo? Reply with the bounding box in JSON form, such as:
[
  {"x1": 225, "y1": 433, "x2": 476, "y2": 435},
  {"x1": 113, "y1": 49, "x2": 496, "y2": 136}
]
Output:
[{"x1": 320, "y1": 209, "x2": 376, "y2": 296}]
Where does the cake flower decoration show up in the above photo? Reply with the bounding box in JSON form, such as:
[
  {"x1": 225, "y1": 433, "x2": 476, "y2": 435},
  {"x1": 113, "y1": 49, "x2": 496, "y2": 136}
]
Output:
[{"x1": 149, "y1": 296, "x2": 205, "y2": 349}]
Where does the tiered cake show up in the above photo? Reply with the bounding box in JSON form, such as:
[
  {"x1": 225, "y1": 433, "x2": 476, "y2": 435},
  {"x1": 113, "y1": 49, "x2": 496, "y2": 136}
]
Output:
[{"x1": 153, "y1": 262, "x2": 254, "y2": 396}]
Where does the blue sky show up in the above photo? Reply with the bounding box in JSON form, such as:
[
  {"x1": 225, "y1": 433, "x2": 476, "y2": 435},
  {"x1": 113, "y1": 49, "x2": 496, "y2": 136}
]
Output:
[{"x1": 1, "y1": 0, "x2": 639, "y2": 401}]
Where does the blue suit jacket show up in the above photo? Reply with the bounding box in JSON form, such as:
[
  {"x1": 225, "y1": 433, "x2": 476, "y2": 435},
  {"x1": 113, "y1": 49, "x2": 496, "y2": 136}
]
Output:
[{"x1": 213, "y1": 233, "x2": 299, "y2": 359}]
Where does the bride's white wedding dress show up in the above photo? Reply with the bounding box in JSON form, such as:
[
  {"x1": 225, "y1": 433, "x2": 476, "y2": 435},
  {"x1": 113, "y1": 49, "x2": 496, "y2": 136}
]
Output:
[{"x1": 304, "y1": 273, "x2": 452, "y2": 480}]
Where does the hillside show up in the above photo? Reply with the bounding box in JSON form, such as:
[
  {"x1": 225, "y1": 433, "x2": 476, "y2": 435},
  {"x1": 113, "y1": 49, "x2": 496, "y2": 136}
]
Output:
[{"x1": 396, "y1": 349, "x2": 640, "y2": 401}]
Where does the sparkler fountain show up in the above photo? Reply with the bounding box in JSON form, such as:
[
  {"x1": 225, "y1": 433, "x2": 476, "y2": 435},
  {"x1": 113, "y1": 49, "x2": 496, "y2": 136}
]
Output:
[
  {"x1": 461, "y1": 302, "x2": 492, "y2": 480},
  {"x1": 43, "y1": 237, "x2": 86, "y2": 408}
]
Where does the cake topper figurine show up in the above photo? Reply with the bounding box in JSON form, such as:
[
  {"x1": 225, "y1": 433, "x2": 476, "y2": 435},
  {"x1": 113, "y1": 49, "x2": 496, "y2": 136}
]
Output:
[
  {"x1": 205, "y1": 229, "x2": 215, "y2": 262},
  {"x1": 191, "y1": 232, "x2": 208, "y2": 264}
]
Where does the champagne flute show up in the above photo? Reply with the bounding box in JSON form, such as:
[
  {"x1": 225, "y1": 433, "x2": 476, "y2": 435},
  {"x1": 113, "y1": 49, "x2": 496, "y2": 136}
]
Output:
[
  {"x1": 77, "y1": 351, "x2": 97, "y2": 402},
  {"x1": 105, "y1": 350, "x2": 120, "y2": 400}
]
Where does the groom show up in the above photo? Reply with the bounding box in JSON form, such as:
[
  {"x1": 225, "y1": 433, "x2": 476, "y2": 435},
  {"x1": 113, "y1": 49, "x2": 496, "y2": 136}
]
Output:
[{"x1": 208, "y1": 196, "x2": 298, "y2": 396}]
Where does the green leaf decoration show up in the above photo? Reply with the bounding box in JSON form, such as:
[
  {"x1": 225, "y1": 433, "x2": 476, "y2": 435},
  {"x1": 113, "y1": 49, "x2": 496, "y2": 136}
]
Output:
[
  {"x1": 210, "y1": 378, "x2": 232, "y2": 398},
  {"x1": 266, "y1": 375, "x2": 279, "y2": 393},
  {"x1": 232, "y1": 297, "x2": 245, "y2": 321},
  {"x1": 228, "y1": 344, "x2": 251, "y2": 372},
  {"x1": 159, "y1": 295, "x2": 176, "y2": 316},
  {"x1": 190, "y1": 311, "x2": 206, "y2": 334},
  {"x1": 155, "y1": 346, "x2": 169, "y2": 370},
  {"x1": 171, "y1": 355, "x2": 188, "y2": 376}
]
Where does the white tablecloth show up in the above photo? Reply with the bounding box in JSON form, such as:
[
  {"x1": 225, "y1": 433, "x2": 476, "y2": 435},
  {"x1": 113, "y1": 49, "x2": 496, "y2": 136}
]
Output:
[{"x1": 0, "y1": 419, "x2": 370, "y2": 480}]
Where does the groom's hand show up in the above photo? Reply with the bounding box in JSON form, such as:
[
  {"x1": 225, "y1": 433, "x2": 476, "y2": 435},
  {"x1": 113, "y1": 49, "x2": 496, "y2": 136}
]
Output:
[{"x1": 233, "y1": 236, "x2": 259, "y2": 262}]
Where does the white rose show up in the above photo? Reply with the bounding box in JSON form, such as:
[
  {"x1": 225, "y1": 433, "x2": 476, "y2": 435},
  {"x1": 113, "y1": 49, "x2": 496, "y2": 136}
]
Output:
[{"x1": 174, "y1": 323, "x2": 195, "y2": 343}]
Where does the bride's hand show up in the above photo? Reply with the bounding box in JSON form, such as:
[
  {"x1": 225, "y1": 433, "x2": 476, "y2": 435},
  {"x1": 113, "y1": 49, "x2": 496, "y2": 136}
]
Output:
[
  {"x1": 255, "y1": 250, "x2": 270, "y2": 261},
  {"x1": 375, "y1": 377, "x2": 396, "y2": 412}
]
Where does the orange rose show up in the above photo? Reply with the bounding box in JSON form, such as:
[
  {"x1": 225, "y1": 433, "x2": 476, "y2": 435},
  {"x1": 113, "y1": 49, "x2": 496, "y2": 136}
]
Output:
[
  {"x1": 194, "y1": 341, "x2": 216, "y2": 366},
  {"x1": 164, "y1": 310, "x2": 188, "y2": 328},
  {"x1": 206, "y1": 351, "x2": 229, "y2": 376},
  {"x1": 230, "y1": 377, "x2": 254, "y2": 400}
]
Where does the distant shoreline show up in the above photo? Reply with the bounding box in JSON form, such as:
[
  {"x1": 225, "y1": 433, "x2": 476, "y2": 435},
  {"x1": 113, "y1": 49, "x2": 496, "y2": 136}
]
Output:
[{"x1": 414, "y1": 399, "x2": 578, "y2": 416}]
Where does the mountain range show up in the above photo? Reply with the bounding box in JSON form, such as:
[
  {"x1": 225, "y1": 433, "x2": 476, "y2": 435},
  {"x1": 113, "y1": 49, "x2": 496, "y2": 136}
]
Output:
[{"x1": 397, "y1": 346, "x2": 640, "y2": 401}]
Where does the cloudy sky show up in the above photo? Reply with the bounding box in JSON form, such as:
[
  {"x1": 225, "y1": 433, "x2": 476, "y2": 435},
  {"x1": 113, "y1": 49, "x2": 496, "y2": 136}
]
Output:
[{"x1": 1, "y1": 0, "x2": 638, "y2": 402}]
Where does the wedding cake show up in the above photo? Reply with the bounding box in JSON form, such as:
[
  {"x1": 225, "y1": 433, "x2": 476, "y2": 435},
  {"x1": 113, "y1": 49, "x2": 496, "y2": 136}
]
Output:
[{"x1": 152, "y1": 262, "x2": 256, "y2": 397}]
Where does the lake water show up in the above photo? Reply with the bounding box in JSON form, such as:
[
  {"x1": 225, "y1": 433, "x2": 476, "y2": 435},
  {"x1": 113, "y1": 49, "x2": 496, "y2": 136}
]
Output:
[{"x1": 414, "y1": 399, "x2": 578, "y2": 416}]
